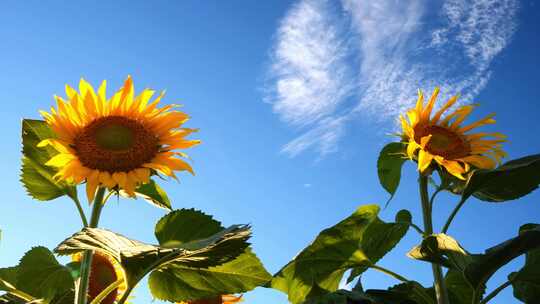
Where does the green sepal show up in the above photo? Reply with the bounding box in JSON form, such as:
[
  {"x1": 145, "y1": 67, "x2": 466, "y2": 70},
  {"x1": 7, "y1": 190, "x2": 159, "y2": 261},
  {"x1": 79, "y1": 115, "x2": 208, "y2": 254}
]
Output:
[{"x1": 20, "y1": 119, "x2": 76, "y2": 201}]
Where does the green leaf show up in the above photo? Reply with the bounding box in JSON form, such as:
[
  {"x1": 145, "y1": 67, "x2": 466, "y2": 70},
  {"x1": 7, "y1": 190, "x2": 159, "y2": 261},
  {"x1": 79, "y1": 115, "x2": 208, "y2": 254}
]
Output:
[
  {"x1": 377, "y1": 143, "x2": 407, "y2": 202},
  {"x1": 55, "y1": 225, "x2": 250, "y2": 288},
  {"x1": 445, "y1": 269, "x2": 478, "y2": 304},
  {"x1": 364, "y1": 281, "x2": 436, "y2": 304},
  {"x1": 509, "y1": 224, "x2": 540, "y2": 303},
  {"x1": 347, "y1": 209, "x2": 411, "y2": 283},
  {"x1": 407, "y1": 234, "x2": 472, "y2": 271},
  {"x1": 0, "y1": 267, "x2": 18, "y2": 292},
  {"x1": 20, "y1": 119, "x2": 76, "y2": 201},
  {"x1": 155, "y1": 209, "x2": 222, "y2": 248},
  {"x1": 270, "y1": 205, "x2": 410, "y2": 304},
  {"x1": 16, "y1": 247, "x2": 74, "y2": 301},
  {"x1": 135, "y1": 179, "x2": 172, "y2": 210},
  {"x1": 148, "y1": 249, "x2": 271, "y2": 302},
  {"x1": 461, "y1": 154, "x2": 540, "y2": 203},
  {"x1": 54, "y1": 210, "x2": 263, "y2": 302},
  {"x1": 463, "y1": 224, "x2": 540, "y2": 298}
]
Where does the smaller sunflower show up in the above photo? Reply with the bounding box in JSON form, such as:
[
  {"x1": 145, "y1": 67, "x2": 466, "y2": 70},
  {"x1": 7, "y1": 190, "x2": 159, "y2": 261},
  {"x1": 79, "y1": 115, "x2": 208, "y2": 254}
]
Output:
[
  {"x1": 73, "y1": 252, "x2": 127, "y2": 304},
  {"x1": 400, "y1": 88, "x2": 507, "y2": 179},
  {"x1": 177, "y1": 294, "x2": 243, "y2": 304}
]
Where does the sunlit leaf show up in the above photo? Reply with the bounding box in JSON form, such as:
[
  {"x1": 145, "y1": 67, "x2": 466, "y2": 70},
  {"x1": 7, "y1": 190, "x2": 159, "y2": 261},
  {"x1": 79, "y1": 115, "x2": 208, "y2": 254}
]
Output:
[
  {"x1": 148, "y1": 249, "x2": 270, "y2": 302},
  {"x1": 55, "y1": 209, "x2": 268, "y2": 302},
  {"x1": 270, "y1": 205, "x2": 410, "y2": 304},
  {"x1": 407, "y1": 234, "x2": 472, "y2": 271},
  {"x1": 135, "y1": 179, "x2": 172, "y2": 210},
  {"x1": 20, "y1": 119, "x2": 76, "y2": 201}
]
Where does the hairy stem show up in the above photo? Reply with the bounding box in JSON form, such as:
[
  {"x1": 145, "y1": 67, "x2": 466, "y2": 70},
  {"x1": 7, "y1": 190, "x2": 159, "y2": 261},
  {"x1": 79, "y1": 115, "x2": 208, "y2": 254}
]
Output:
[
  {"x1": 442, "y1": 197, "x2": 466, "y2": 234},
  {"x1": 89, "y1": 279, "x2": 123, "y2": 304},
  {"x1": 419, "y1": 174, "x2": 450, "y2": 304},
  {"x1": 478, "y1": 280, "x2": 512, "y2": 304},
  {"x1": 77, "y1": 187, "x2": 107, "y2": 304},
  {"x1": 70, "y1": 195, "x2": 88, "y2": 227}
]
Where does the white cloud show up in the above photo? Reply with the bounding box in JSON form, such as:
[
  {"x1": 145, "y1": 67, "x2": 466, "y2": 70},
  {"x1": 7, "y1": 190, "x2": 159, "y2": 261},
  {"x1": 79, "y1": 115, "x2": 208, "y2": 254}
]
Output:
[
  {"x1": 267, "y1": 0, "x2": 353, "y2": 127},
  {"x1": 265, "y1": 0, "x2": 519, "y2": 157}
]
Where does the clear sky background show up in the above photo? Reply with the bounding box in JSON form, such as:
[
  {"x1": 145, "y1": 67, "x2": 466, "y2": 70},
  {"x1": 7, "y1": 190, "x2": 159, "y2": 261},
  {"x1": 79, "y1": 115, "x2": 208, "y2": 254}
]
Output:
[{"x1": 0, "y1": 1, "x2": 539, "y2": 303}]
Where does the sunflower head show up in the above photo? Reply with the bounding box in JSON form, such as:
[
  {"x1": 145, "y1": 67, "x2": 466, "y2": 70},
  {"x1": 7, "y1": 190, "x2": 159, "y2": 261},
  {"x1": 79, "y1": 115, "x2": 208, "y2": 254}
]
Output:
[
  {"x1": 177, "y1": 295, "x2": 243, "y2": 304},
  {"x1": 73, "y1": 252, "x2": 126, "y2": 304},
  {"x1": 39, "y1": 76, "x2": 200, "y2": 202},
  {"x1": 400, "y1": 88, "x2": 507, "y2": 179}
]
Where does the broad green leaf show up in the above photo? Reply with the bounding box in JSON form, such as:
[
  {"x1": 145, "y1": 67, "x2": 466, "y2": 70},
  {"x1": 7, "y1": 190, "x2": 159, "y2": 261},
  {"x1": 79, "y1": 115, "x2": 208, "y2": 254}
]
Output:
[
  {"x1": 0, "y1": 267, "x2": 18, "y2": 292},
  {"x1": 461, "y1": 154, "x2": 540, "y2": 203},
  {"x1": 509, "y1": 224, "x2": 540, "y2": 303},
  {"x1": 55, "y1": 225, "x2": 250, "y2": 289},
  {"x1": 148, "y1": 249, "x2": 271, "y2": 302},
  {"x1": 347, "y1": 209, "x2": 411, "y2": 283},
  {"x1": 148, "y1": 210, "x2": 270, "y2": 301},
  {"x1": 16, "y1": 247, "x2": 73, "y2": 301},
  {"x1": 271, "y1": 205, "x2": 410, "y2": 304},
  {"x1": 364, "y1": 281, "x2": 435, "y2": 304},
  {"x1": 445, "y1": 269, "x2": 478, "y2": 304},
  {"x1": 407, "y1": 234, "x2": 472, "y2": 271},
  {"x1": 155, "y1": 209, "x2": 222, "y2": 248},
  {"x1": 304, "y1": 281, "x2": 436, "y2": 304},
  {"x1": 464, "y1": 224, "x2": 540, "y2": 297},
  {"x1": 20, "y1": 119, "x2": 76, "y2": 201},
  {"x1": 135, "y1": 179, "x2": 172, "y2": 210},
  {"x1": 377, "y1": 143, "x2": 407, "y2": 201}
]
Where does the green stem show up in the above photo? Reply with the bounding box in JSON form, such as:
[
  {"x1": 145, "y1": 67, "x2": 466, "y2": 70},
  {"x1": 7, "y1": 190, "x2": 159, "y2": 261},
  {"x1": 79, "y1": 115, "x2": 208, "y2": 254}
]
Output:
[
  {"x1": 89, "y1": 279, "x2": 123, "y2": 304},
  {"x1": 71, "y1": 196, "x2": 89, "y2": 227},
  {"x1": 478, "y1": 280, "x2": 512, "y2": 304},
  {"x1": 442, "y1": 197, "x2": 466, "y2": 234},
  {"x1": 77, "y1": 187, "x2": 107, "y2": 304},
  {"x1": 429, "y1": 188, "x2": 443, "y2": 209},
  {"x1": 419, "y1": 174, "x2": 450, "y2": 304},
  {"x1": 369, "y1": 264, "x2": 409, "y2": 282}
]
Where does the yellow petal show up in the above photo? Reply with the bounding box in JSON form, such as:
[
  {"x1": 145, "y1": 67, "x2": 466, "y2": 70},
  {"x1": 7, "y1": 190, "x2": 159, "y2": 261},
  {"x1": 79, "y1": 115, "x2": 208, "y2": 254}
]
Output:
[
  {"x1": 418, "y1": 150, "x2": 433, "y2": 172},
  {"x1": 459, "y1": 155, "x2": 496, "y2": 169},
  {"x1": 45, "y1": 153, "x2": 76, "y2": 167},
  {"x1": 86, "y1": 170, "x2": 100, "y2": 203},
  {"x1": 459, "y1": 113, "x2": 496, "y2": 133},
  {"x1": 421, "y1": 87, "x2": 439, "y2": 121},
  {"x1": 431, "y1": 95, "x2": 458, "y2": 124},
  {"x1": 441, "y1": 160, "x2": 466, "y2": 180},
  {"x1": 415, "y1": 89, "x2": 424, "y2": 115}
]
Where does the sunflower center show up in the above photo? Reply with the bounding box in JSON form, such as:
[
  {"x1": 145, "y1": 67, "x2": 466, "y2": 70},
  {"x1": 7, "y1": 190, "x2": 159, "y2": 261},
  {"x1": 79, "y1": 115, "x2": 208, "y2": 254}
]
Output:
[
  {"x1": 415, "y1": 125, "x2": 469, "y2": 159},
  {"x1": 73, "y1": 116, "x2": 159, "y2": 173}
]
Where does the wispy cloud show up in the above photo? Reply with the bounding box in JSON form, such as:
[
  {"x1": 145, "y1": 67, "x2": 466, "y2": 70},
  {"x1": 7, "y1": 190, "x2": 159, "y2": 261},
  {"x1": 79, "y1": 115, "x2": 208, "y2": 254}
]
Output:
[{"x1": 265, "y1": 0, "x2": 519, "y2": 157}]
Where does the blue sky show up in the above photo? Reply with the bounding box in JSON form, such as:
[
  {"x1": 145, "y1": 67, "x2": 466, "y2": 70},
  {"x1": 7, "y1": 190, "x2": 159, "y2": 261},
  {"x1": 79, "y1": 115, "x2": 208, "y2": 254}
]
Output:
[{"x1": 0, "y1": 1, "x2": 539, "y2": 303}]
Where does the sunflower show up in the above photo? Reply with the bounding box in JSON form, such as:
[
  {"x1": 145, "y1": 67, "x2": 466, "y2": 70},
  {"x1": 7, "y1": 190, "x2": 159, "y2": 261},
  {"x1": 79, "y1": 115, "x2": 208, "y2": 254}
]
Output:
[
  {"x1": 400, "y1": 87, "x2": 507, "y2": 179},
  {"x1": 38, "y1": 76, "x2": 200, "y2": 202},
  {"x1": 73, "y1": 252, "x2": 127, "y2": 304},
  {"x1": 177, "y1": 295, "x2": 243, "y2": 304}
]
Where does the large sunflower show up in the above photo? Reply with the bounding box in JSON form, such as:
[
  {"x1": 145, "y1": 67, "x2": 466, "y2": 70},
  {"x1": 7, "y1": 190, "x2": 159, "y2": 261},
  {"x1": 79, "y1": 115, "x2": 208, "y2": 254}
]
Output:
[
  {"x1": 177, "y1": 295, "x2": 243, "y2": 304},
  {"x1": 400, "y1": 88, "x2": 506, "y2": 179},
  {"x1": 73, "y1": 252, "x2": 127, "y2": 304},
  {"x1": 39, "y1": 76, "x2": 200, "y2": 202}
]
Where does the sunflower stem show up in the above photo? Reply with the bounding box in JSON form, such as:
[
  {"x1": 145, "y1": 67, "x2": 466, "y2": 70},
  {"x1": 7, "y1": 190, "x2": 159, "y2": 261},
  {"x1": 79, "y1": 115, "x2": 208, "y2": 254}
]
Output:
[
  {"x1": 89, "y1": 279, "x2": 123, "y2": 304},
  {"x1": 70, "y1": 195, "x2": 89, "y2": 227},
  {"x1": 419, "y1": 174, "x2": 450, "y2": 304},
  {"x1": 77, "y1": 187, "x2": 107, "y2": 304},
  {"x1": 442, "y1": 197, "x2": 466, "y2": 234}
]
